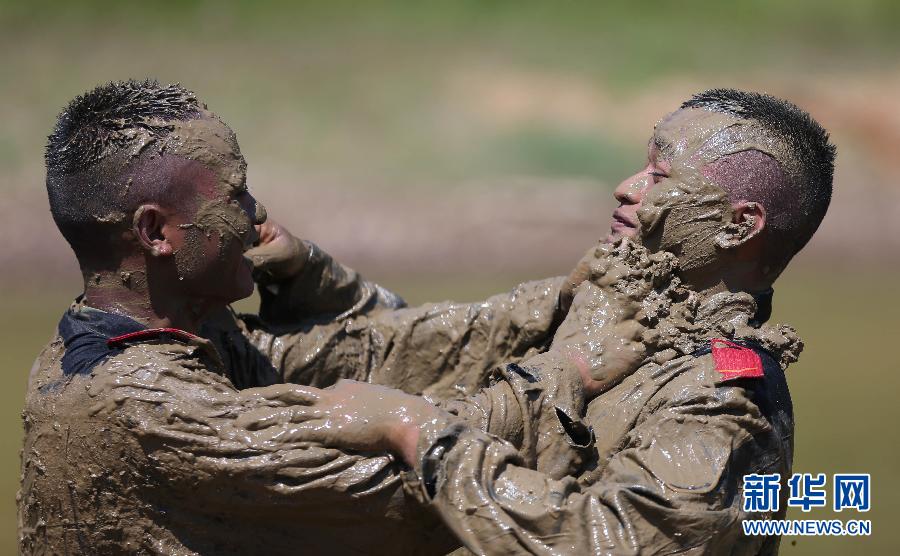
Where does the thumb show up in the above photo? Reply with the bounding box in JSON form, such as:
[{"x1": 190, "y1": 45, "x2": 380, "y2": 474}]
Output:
[{"x1": 246, "y1": 235, "x2": 308, "y2": 281}]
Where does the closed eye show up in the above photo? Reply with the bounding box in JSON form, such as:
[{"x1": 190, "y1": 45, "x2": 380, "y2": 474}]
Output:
[{"x1": 649, "y1": 171, "x2": 668, "y2": 183}]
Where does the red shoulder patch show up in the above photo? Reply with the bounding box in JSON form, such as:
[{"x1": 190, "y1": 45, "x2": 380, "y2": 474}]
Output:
[
  {"x1": 710, "y1": 338, "x2": 764, "y2": 382},
  {"x1": 107, "y1": 327, "x2": 199, "y2": 347}
]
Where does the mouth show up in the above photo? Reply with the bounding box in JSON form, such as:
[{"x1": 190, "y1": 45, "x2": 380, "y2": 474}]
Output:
[{"x1": 611, "y1": 209, "x2": 636, "y2": 230}]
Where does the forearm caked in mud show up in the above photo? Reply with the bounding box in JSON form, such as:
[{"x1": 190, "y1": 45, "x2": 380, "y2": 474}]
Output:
[
  {"x1": 239, "y1": 276, "x2": 566, "y2": 400},
  {"x1": 254, "y1": 237, "x2": 406, "y2": 323}
]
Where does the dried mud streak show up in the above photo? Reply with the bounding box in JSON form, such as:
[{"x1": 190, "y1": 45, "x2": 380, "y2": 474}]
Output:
[{"x1": 161, "y1": 107, "x2": 247, "y2": 192}]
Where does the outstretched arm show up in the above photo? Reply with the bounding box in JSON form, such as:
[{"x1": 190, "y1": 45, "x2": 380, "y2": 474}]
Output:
[
  {"x1": 224, "y1": 220, "x2": 568, "y2": 396},
  {"x1": 94, "y1": 353, "x2": 402, "y2": 508},
  {"x1": 247, "y1": 219, "x2": 406, "y2": 322}
]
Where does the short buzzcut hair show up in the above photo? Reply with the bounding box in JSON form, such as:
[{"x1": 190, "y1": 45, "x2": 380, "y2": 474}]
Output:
[
  {"x1": 46, "y1": 79, "x2": 202, "y2": 262},
  {"x1": 682, "y1": 89, "x2": 836, "y2": 275}
]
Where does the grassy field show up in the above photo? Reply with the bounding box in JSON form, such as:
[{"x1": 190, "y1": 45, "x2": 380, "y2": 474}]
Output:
[
  {"x1": 2, "y1": 0, "x2": 900, "y2": 192},
  {"x1": 1, "y1": 269, "x2": 897, "y2": 554}
]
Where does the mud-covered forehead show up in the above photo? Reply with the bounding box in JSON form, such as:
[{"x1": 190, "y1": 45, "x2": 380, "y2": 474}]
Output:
[
  {"x1": 637, "y1": 108, "x2": 737, "y2": 272},
  {"x1": 652, "y1": 107, "x2": 788, "y2": 171},
  {"x1": 160, "y1": 108, "x2": 247, "y2": 193}
]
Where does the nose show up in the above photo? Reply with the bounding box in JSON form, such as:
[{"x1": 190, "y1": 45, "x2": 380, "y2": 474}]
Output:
[
  {"x1": 239, "y1": 192, "x2": 267, "y2": 226},
  {"x1": 237, "y1": 191, "x2": 268, "y2": 226},
  {"x1": 613, "y1": 171, "x2": 651, "y2": 205},
  {"x1": 253, "y1": 200, "x2": 267, "y2": 226}
]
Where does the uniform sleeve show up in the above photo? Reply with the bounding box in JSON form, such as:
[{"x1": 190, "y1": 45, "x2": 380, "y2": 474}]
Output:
[
  {"x1": 92, "y1": 345, "x2": 595, "y2": 554},
  {"x1": 405, "y1": 359, "x2": 779, "y2": 555},
  {"x1": 257, "y1": 239, "x2": 406, "y2": 324},
  {"x1": 363, "y1": 278, "x2": 566, "y2": 399},
  {"x1": 237, "y1": 277, "x2": 565, "y2": 399},
  {"x1": 202, "y1": 239, "x2": 405, "y2": 389}
]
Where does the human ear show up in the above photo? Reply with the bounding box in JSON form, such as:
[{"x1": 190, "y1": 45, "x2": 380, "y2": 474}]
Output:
[
  {"x1": 133, "y1": 205, "x2": 175, "y2": 256},
  {"x1": 715, "y1": 201, "x2": 766, "y2": 250}
]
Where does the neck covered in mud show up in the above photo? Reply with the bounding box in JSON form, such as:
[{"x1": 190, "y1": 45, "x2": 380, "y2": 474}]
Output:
[{"x1": 81, "y1": 263, "x2": 217, "y2": 334}]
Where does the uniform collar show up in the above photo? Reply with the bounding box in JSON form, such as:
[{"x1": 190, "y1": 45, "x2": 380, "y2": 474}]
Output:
[
  {"x1": 750, "y1": 288, "x2": 773, "y2": 326},
  {"x1": 58, "y1": 297, "x2": 217, "y2": 376}
]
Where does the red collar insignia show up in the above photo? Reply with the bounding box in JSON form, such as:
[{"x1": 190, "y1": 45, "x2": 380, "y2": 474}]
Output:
[
  {"x1": 710, "y1": 338, "x2": 764, "y2": 382},
  {"x1": 106, "y1": 327, "x2": 199, "y2": 347}
]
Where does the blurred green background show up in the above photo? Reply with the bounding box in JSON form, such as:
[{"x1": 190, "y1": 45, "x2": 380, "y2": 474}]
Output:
[{"x1": 1, "y1": 1, "x2": 898, "y2": 553}]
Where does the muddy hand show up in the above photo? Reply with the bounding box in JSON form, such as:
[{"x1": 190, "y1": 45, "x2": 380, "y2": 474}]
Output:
[
  {"x1": 253, "y1": 380, "x2": 440, "y2": 465},
  {"x1": 559, "y1": 240, "x2": 653, "y2": 313},
  {"x1": 559, "y1": 243, "x2": 601, "y2": 315},
  {"x1": 552, "y1": 281, "x2": 648, "y2": 398},
  {"x1": 244, "y1": 219, "x2": 311, "y2": 283},
  {"x1": 552, "y1": 239, "x2": 681, "y2": 398}
]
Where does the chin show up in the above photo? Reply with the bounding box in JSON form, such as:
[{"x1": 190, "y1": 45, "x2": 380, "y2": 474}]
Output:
[
  {"x1": 235, "y1": 271, "x2": 256, "y2": 300},
  {"x1": 221, "y1": 260, "x2": 256, "y2": 303},
  {"x1": 607, "y1": 227, "x2": 637, "y2": 243},
  {"x1": 214, "y1": 283, "x2": 254, "y2": 307},
  {"x1": 233, "y1": 282, "x2": 255, "y2": 302}
]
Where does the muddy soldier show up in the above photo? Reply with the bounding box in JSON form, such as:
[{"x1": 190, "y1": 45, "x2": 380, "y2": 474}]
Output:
[
  {"x1": 18, "y1": 80, "x2": 611, "y2": 554},
  {"x1": 284, "y1": 90, "x2": 836, "y2": 555}
]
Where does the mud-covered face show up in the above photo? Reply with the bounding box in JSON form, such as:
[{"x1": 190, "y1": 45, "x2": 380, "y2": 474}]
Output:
[
  {"x1": 607, "y1": 107, "x2": 783, "y2": 274},
  {"x1": 634, "y1": 109, "x2": 734, "y2": 274},
  {"x1": 163, "y1": 113, "x2": 267, "y2": 302}
]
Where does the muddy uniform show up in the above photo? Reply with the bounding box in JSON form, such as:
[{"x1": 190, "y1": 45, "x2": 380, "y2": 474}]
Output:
[
  {"x1": 18, "y1": 243, "x2": 567, "y2": 555},
  {"x1": 404, "y1": 294, "x2": 798, "y2": 556}
]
